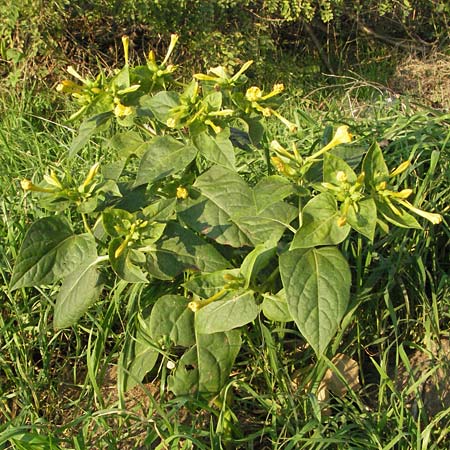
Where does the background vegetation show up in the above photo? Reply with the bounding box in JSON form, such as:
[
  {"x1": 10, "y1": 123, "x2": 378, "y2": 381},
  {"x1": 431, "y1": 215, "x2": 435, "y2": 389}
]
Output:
[{"x1": 0, "y1": 0, "x2": 449, "y2": 448}]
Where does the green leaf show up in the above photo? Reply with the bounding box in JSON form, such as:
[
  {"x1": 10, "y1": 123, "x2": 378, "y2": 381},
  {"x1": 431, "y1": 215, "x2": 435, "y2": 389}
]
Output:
[
  {"x1": 252, "y1": 176, "x2": 295, "y2": 213},
  {"x1": 193, "y1": 130, "x2": 235, "y2": 169},
  {"x1": 124, "y1": 343, "x2": 158, "y2": 391},
  {"x1": 195, "y1": 290, "x2": 258, "y2": 334},
  {"x1": 120, "y1": 324, "x2": 158, "y2": 391},
  {"x1": 323, "y1": 153, "x2": 357, "y2": 184},
  {"x1": 178, "y1": 166, "x2": 255, "y2": 247},
  {"x1": 376, "y1": 199, "x2": 422, "y2": 229},
  {"x1": 54, "y1": 260, "x2": 103, "y2": 329},
  {"x1": 168, "y1": 330, "x2": 241, "y2": 395},
  {"x1": 149, "y1": 295, "x2": 195, "y2": 347},
  {"x1": 69, "y1": 111, "x2": 113, "y2": 158},
  {"x1": 363, "y1": 142, "x2": 389, "y2": 189},
  {"x1": 146, "y1": 222, "x2": 230, "y2": 280},
  {"x1": 184, "y1": 269, "x2": 240, "y2": 298},
  {"x1": 103, "y1": 209, "x2": 135, "y2": 237},
  {"x1": 237, "y1": 202, "x2": 297, "y2": 246},
  {"x1": 240, "y1": 243, "x2": 277, "y2": 288},
  {"x1": 139, "y1": 91, "x2": 180, "y2": 122},
  {"x1": 142, "y1": 198, "x2": 177, "y2": 221},
  {"x1": 280, "y1": 247, "x2": 351, "y2": 355},
  {"x1": 10, "y1": 217, "x2": 97, "y2": 290},
  {"x1": 134, "y1": 136, "x2": 197, "y2": 187},
  {"x1": 178, "y1": 166, "x2": 296, "y2": 247},
  {"x1": 291, "y1": 192, "x2": 350, "y2": 249},
  {"x1": 109, "y1": 240, "x2": 148, "y2": 283},
  {"x1": 347, "y1": 198, "x2": 377, "y2": 240},
  {"x1": 262, "y1": 290, "x2": 293, "y2": 322}
]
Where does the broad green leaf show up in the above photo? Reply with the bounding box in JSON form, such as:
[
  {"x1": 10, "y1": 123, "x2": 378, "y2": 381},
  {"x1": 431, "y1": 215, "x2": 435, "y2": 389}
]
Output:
[
  {"x1": 102, "y1": 209, "x2": 135, "y2": 237},
  {"x1": 168, "y1": 330, "x2": 241, "y2": 395},
  {"x1": 347, "y1": 198, "x2": 377, "y2": 240},
  {"x1": 280, "y1": 247, "x2": 351, "y2": 355},
  {"x1": 134, "y1": 136, "x2": 197, "y2": 187},
  {"x1": 146, "y1": 222, "x2": 230, "y2": 280},
  {"x1": 262, "y1": 290, "x2": 293, "y2": 322},
  {"x1": 252, "y1": 176, "x2": 295, "y2": 213},
  {"x1": 138, "y1": 91, "x2": 180, "y2": 122},
  {"x1": 184, "y1": 269, "x2": 240, "y2": 298},
  {"x1": 363, "y1": 142, "x2": 389, "y2": 189},
  {"x1": 168, "y1": 346, "x2": 198, "y2": 395},
  {"x1": 178, "y1": 166, "x2": 255, "y2": 247},
  {"x1": 195, "y1": 290, "x2": 258, "y2": 334},
  {"x1": 238, "y1": 202, "x2": 297, "y2": 245},
  {"x1": 376, "y1": 199, "x2": 421, "y2": 229},
  {"x1": 178, "y1": 166, "x2": 296, "y2": 247},
  {"x1": 240, "y1": 243, "x2": 277, "y2": 288},
  {"x1": 142, "y1": 198, "x2": 177, "y2": 221},
  {"x1": 54, "y1": 259, "x2": 103, "y2": 329},
  {"x1": 291, "y1": 192, "x2": 350, "y2": 249},
  {"x1": 10, "y1": 217, "x2": 97, "y2": 290},
  {"x1": 109, "y1": 240, "x2": 148, "y2": 283},
  {"x1": 69, "y1": 111, "x2": 113, "y2": 158},
  {"x1": 193, "y1": 130, "x2": 235, "y2": 169},
  {"x1": 120, "y1": 325, "x2": 158, "y2": 391},
  {"x1": 124, "y1": 344, "x2": 158, "y2": 391},
  {"x1": 323, "y1": 152, "x2": 357, "y2": 184},
  {"x1": 149, "y1": 295, "x2": 195, "y2": 347}
]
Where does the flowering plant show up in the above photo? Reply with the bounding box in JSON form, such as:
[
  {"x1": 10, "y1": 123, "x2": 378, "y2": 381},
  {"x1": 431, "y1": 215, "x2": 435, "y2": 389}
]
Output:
[{"x1": 11, "y1": 36, "x2": 442, "y2": 396}]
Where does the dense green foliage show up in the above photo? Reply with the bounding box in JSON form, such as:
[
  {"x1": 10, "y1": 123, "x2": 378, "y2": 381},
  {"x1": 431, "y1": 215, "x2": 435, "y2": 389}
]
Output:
[{"x1": 1, "y1": 2, "x2": 449, "y2": 448}]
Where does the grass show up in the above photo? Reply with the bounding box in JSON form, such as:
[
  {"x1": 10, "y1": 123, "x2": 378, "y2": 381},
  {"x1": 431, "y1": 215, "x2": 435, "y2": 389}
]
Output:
[{"x1": 1, "y1": 42, "x2": 449, "y2": 450}]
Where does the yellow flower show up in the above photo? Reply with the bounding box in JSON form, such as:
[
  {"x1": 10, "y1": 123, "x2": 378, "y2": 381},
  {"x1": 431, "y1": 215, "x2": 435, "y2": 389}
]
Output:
[
  {"x1": 337, "y1": 216, "x2": 347, "y2": 227},
  {"x1": 79, "y1": 162, "x2": 100, "y2": 192},
  {"x1": 246, "y1": 86, "x2": 263, "y2": 102},
  {"x1": 308, "y1": 125, "x2": 352, "y2": 161},
  {"x1": 396, "y1": 199, "x2": 443, "y2": 224},
  {"x1": 335, "y1": 171, "x2": 347, "y2": 183},
  {"x1": 114, "y1": 102, "x2": 132, "y2": 118},
  {"x1": 20, "y1": 179, "x2": 56, "y2": 193},
  {"x1": 176, "y1": 186, "x2": 189, "y2": 199},
  {"x1": 56, "y1": 80, "x2": 83, "y2": 94},
  {"x1": 390, "y1": 160, "x2": 411, "y2": 177}
]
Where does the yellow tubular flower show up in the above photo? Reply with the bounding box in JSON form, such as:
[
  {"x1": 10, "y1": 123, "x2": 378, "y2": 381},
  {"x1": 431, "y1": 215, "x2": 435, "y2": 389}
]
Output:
[
  {"x1": 21, "y1": 179, "x2": 56, "y2": 193},
  {"x1": 337, "y1": 216, "x2": 347, "y2": 227},
  {"x1": 80, "y1": 162, "x2": 100, "y2": 191},
  {"x1": 390, "y1": 160, "x2": 411, "y2": 177},
  {"x1": 204, "y1": 119, "x2": 222, "y2": 134},
  {"x1": 396, "y1": 199, "x2": 443, "y2": 224},
  {"x1": 162, "y1": 34, "x2": 179, "y2": 66},
  {"x1": 308, "y1": 125, "x2": 352, "y2": 161},
  {"x1": 122, "y1": 35, "x2": 130, "y2": 66},
  {"x1": 56, "y1": 80, "x2": 83, "y2": 94}
]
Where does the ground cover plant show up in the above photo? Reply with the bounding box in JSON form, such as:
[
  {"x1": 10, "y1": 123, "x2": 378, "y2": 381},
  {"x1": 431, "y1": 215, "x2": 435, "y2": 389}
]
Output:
[{"x1": 1, "y1": 30, "x2": 449, "y2": 449}]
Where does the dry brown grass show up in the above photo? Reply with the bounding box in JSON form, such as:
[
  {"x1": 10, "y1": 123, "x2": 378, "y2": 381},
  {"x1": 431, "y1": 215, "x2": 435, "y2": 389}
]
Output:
[{"x1": 389, "y1": 52, "x2": 450, "y2": 109}]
